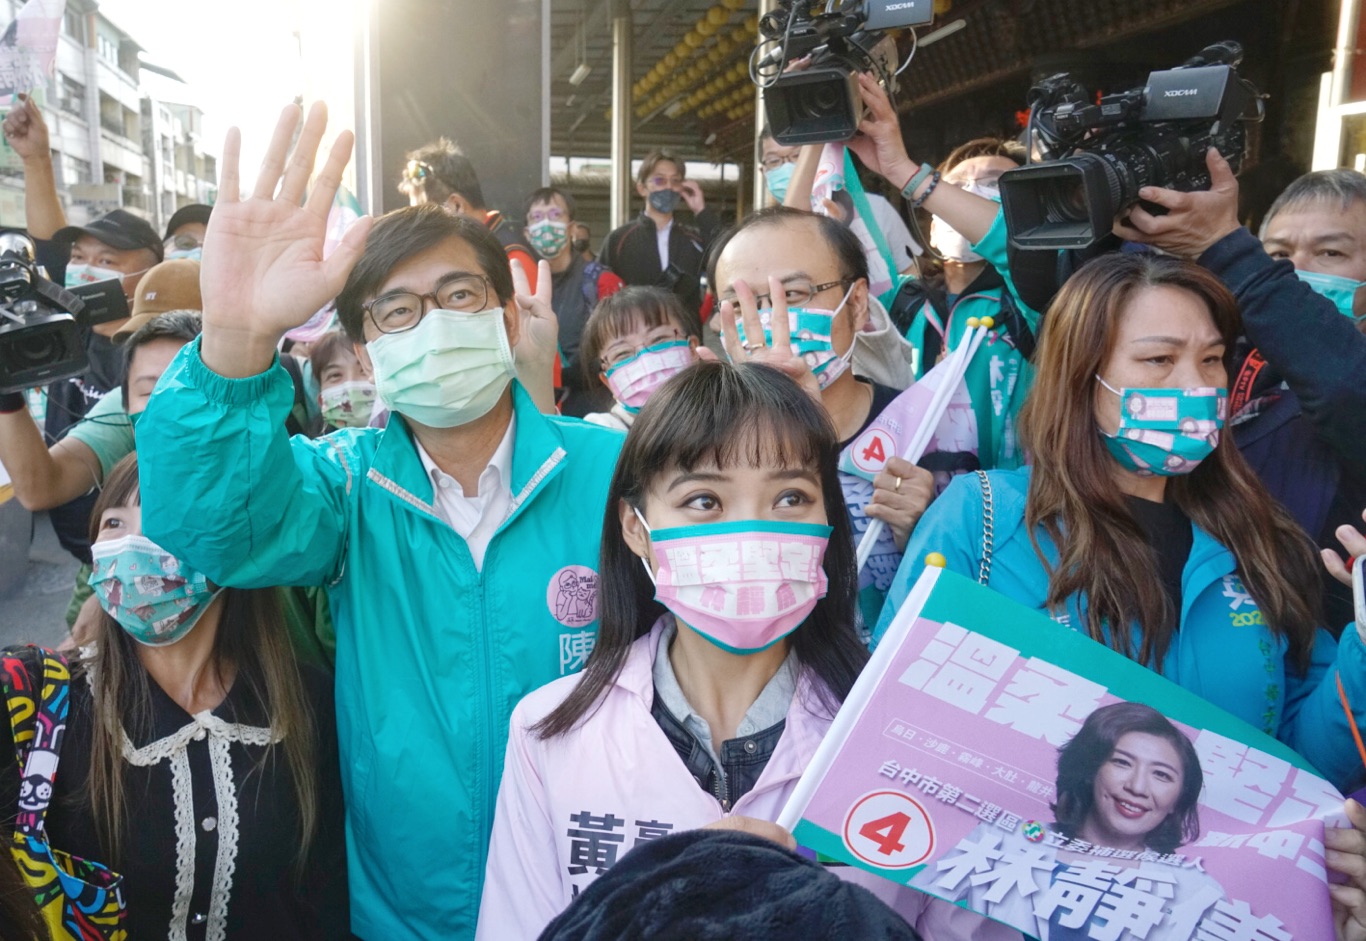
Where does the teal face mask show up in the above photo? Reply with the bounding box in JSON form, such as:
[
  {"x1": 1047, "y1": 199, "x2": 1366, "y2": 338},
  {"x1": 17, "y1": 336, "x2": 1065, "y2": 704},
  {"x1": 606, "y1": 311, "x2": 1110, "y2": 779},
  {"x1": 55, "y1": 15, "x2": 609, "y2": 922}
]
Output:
[
  {"x1": 1296, "y1": 269, "x2": 1366, "y2": 321},
  {"x1": 89, "y1": 534, "x2": 221, "y2": 646},
  {"x1": 734, "y1": 285, "x2": 856, "y2": 390},
  {"x1": 1097, "y1": 377, "x2": 1228, "y2": 477},
  {"x1": 765, "y1": 163, "x2": 795, "y2": 203}
]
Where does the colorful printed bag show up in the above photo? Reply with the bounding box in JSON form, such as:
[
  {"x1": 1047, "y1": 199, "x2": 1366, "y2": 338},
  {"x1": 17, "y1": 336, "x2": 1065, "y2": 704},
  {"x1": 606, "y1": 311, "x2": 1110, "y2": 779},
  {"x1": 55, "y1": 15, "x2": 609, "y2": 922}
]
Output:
[{"x1": 2, "y1": 646, "x2": 126, "y2": 940}]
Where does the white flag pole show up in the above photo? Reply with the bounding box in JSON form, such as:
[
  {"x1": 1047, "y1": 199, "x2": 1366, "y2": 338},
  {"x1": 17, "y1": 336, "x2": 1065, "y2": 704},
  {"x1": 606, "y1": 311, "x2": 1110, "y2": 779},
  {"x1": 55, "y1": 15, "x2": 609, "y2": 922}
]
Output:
[{"x1": 854, "y1": 317, "x2": 995, "y2": 573}]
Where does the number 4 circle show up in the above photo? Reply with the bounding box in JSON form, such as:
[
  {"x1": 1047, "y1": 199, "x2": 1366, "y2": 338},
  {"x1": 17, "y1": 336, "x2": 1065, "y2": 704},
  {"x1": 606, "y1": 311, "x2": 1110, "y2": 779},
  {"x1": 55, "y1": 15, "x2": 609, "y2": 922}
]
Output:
[
  {"x1": 851, "y1": 429, "x2": 894, "y2": 475},
  {"x1": 842, "y1": 790, "x2": 935, "y2": 869}
]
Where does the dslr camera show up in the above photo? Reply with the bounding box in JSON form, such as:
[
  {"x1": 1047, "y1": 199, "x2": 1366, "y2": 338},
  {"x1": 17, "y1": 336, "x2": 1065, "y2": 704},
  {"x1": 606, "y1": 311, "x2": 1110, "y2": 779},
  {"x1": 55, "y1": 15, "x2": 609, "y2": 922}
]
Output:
[
  {"x1": 999, "y1": 42, "x2": 1263, "y2": 251},
  {"x1": 753, "y1": 0, "x2": 935, "y2": 146},
  {"x1": 0, "y1": 231, "x2": 129, "y2": 395}
]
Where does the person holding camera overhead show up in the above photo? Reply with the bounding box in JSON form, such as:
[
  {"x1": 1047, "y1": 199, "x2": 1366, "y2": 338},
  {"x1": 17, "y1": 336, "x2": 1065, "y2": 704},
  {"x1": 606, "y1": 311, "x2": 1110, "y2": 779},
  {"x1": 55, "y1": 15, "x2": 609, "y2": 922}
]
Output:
[{"x1": 0, "y1": 95, "x2": 164, "y2": 598}]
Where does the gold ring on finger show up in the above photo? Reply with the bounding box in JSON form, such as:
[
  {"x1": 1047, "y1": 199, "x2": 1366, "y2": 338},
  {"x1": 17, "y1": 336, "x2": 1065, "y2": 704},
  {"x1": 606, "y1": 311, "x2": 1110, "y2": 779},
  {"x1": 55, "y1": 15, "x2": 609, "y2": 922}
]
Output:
[{"x1": 894, "y1": 476, "x2": 903, "y2": 493}]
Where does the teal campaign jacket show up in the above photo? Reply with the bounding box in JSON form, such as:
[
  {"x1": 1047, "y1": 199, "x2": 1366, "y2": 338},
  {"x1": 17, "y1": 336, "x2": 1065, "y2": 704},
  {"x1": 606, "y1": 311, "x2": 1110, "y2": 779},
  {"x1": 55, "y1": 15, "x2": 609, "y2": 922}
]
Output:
[
  {"x1": 873, "y1": 467, "x2": 1366, "y2": 791},
  {"x1": 897, "y1": 209, "x2": 1039, "y2": 471},
  {"x1": 137, "y1": 339, "x2": 624, "y2": 940}
]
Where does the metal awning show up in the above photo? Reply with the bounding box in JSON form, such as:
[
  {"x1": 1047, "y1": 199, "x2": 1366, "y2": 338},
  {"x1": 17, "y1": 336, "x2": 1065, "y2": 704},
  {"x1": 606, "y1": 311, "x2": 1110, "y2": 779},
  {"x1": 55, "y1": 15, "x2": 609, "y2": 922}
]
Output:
[{"x1": 548, "y1": 0, "x2": 1252, "y2": 167}]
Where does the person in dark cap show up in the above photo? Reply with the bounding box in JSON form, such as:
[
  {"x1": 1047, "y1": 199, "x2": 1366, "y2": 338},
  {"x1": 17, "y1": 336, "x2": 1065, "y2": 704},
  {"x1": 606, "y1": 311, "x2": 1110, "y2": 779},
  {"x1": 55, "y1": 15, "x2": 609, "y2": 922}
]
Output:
[
  {"x1": 0, "y1": 94, "x2": 164, "y2": 583},
  {"x1": 538, "y1": 828, "x2": 923, "y2": 941},
  {"x1": 163, "y1": 203, "x2": 213, "y2": 261}
]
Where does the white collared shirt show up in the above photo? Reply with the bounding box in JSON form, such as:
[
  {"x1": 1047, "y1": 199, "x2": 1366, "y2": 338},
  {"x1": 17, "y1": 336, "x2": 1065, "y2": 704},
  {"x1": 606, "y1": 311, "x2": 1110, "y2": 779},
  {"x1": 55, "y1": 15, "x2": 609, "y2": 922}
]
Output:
[
  {"x1": 656, "y1": 218, "x2": 673, "y2": 271},
  {"x1": 414, "y1": 415, "x2": 516, "y2": 570}
]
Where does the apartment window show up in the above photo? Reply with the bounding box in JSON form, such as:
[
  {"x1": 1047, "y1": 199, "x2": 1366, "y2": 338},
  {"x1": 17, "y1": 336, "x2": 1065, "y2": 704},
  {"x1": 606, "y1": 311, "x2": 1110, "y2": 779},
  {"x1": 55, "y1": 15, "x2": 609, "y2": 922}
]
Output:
[
  {"x1": 97, "y1": 33, "x2": 117, "y2": 65},
  {"x1": 56, "y1": 153, "x2": 92, "y2": 188},
  {"x1": 62, "y1": 9, "x2": 84, "y2": 42},
  {"x1": 58, "y1": 75, "x2": 85, "y2": 115}
]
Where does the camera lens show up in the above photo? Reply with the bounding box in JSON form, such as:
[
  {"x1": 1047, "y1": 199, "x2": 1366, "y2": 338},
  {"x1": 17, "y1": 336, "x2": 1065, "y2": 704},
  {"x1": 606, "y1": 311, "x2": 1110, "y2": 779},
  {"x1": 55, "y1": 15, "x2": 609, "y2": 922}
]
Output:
[
  {"x1": 1040, "y1": 178, "x2": 1090, "y2": 223},
  {"x1": 793, "y1": 80, "x2": 843, "y2": 121},
  {"x1": 7, "y1": 331, "x2": 58, "y2": 366}
]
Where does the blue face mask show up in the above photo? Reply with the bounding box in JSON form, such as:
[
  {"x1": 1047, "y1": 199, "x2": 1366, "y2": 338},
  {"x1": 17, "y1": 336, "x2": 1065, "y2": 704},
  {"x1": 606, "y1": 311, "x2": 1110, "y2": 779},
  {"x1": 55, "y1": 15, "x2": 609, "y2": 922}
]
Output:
[
  {"x1": 1296, "y1": 269, "x2": 1366, "y2": 321},
  {"x1": 766, "y1": 163, "x2": 795, "y2": 203},
  {"x1": 89, "y1": 534, "x2": 221, "y2": 646},
  {"x1": 1097, "y1": 377, "x2": 1228, "y2": 477},
  {"x1": 165, "y1": 247, "x2": 202, "y2": 262}
]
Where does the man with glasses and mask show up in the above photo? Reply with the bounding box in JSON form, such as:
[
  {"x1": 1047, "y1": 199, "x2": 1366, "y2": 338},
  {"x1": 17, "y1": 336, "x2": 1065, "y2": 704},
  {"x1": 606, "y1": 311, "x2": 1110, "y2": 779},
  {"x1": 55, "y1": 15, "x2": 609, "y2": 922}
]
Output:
[
  {"x1": 523, "y1": 186, "x2": 623, "y2": 416},
  {"x1": 135, "y1": 104, "x2": 623, "y2": 940},
  {"x1": 163, "y1": 203, "x2": 213, "y2": 260},
  {"x1": 398, "y1": 136, "x2": 540, "y2": 293},
  {"x1": 600, "y1": 149, "x2": 719, "y2": 320},
  {"x1": 709, "y1": 206, "x2": 936, "y2": 635}
]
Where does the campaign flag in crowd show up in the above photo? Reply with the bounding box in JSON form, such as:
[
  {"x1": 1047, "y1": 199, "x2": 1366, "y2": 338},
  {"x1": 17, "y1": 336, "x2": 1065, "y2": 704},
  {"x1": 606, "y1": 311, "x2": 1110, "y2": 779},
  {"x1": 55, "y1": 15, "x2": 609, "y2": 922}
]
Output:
[
  {"x1": 0, "y1": 0, "x2": 64, "y2": 100},
  {"x1": 810, "y1": 143, "x2": 897, "y2": 303},
  {"x1": 779, "y1": 566, "x2": 1343, "y2": 940},
  {"x1": 841, "y1": 344, "x2": 982, "y2": 588},
  {"x1": 287, "y1": 184, "x2": 362, "y2": 342}
]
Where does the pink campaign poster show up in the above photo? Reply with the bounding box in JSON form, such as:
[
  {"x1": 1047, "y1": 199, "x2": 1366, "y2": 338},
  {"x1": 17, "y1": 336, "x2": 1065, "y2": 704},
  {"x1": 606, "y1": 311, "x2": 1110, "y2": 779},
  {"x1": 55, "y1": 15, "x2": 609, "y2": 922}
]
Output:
[{"x1": 779, "y1": 567, "x2": 1345, "y2": 940}]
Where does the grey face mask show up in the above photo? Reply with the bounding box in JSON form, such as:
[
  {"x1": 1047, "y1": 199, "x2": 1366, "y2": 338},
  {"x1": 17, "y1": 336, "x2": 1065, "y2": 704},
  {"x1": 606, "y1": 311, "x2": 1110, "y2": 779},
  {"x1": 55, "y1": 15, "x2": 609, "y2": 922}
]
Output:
[{"x1": 648, "y1": 189, "x2": 681, "y2": 214}]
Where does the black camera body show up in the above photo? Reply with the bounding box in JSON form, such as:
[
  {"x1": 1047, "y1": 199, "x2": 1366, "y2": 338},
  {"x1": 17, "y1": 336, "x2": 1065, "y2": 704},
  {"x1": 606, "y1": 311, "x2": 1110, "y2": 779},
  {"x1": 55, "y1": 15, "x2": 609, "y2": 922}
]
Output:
[
  {"x1": 755, "y1": 0, "x2": 934, "y2": 146},
  {"x1": 999, "y1": 42, "x2": 1263, "y2": 251},
  {"x1": 0, "y1": 232, "x2": 129, "y2": 395}
]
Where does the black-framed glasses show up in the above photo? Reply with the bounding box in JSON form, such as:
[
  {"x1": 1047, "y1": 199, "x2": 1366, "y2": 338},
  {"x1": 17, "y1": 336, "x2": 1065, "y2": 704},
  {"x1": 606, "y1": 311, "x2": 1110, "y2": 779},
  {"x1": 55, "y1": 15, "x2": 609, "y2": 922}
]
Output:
[
  {"x1": 720, "y1": 278, "x2": 849, "y2": 309},
  {"x1": 363, "y1": 275, "x2": 491, "y2": 334},
  {"x1": 760, "y1": 152, "x2": 800, "y2": 171}
]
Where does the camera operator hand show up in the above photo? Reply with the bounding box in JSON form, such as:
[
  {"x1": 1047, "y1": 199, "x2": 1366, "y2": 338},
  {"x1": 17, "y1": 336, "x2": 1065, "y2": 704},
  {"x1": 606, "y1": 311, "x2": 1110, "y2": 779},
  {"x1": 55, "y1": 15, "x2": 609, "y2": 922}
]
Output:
[
  {"x1": 2, "y1": 93, "x2": 50, "y2": 162},
  {"x1": 848, "y1": 73, "x2": 998, "y2": 245},
  {"x1": 1112, "y1": 148, "x2": 1242, "y2": 258},
  {"x1": 200, "y1": 103, "x2": 373, "y2": 379}
]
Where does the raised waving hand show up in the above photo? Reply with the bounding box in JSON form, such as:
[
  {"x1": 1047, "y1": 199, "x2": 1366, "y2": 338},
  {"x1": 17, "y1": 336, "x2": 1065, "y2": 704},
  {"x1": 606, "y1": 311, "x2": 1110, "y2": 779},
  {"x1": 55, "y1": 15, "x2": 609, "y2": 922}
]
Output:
[{"x1": 201, "y1": 102, "x2": 373, "y2": 378}]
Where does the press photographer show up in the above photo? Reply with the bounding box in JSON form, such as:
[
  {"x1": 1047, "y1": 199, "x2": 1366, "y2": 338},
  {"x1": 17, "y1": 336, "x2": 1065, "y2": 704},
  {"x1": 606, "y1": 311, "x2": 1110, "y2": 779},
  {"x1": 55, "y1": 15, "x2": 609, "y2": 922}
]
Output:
[{"x1": 753, "y1": 0, "x2": 934, "y2": 146}]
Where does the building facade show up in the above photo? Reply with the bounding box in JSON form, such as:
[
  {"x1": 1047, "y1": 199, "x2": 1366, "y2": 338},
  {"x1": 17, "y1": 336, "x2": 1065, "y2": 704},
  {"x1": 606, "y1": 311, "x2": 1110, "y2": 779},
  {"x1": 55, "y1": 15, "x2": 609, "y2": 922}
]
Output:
[{"x1": 0, "y1": 0, "x2": 216, "y2": 231}]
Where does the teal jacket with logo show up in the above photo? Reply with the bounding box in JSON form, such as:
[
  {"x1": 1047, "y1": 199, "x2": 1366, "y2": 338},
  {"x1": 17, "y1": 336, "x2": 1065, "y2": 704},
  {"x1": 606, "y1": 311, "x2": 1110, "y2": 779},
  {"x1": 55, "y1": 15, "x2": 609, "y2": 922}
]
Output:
[
  {"x1": 896, "y1": 208, "x2": 1039, "y2": 470},
  {"x1": 137, "y1": 339, "x2": 625, "y2": 939},
  {"x1": 873, "y1": 467, "x2": 1366, "y2": 791}
]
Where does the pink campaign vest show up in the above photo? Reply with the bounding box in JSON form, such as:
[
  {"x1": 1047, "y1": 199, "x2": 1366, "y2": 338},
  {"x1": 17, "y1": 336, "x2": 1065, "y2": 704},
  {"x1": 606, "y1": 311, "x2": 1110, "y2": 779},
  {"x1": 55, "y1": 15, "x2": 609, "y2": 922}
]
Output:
[{"x1": 476, "y1": 618, "x2": 1015, "y2": 941}]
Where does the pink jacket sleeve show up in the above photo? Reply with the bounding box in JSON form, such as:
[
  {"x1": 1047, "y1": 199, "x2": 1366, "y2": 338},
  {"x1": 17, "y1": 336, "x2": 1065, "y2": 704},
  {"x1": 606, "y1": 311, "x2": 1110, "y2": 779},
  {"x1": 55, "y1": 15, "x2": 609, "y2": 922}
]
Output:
[{"x1": 476, "y1": 709, "x2": 565, "y2": 941}]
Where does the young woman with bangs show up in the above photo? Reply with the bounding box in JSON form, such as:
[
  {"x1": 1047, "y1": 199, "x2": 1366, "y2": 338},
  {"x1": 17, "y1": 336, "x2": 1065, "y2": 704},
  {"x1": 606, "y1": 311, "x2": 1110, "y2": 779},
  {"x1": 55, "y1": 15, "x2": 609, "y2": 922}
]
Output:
[{"x1": 477, "y1": 355, "x2": 1012, "y2": 940}]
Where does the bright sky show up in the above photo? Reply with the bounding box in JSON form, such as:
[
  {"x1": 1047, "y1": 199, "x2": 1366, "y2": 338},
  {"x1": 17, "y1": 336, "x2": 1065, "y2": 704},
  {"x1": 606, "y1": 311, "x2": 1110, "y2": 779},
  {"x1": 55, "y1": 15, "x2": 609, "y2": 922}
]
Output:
[{"x1": 98, "y1": 0, "x2": 360, "y2": 194}]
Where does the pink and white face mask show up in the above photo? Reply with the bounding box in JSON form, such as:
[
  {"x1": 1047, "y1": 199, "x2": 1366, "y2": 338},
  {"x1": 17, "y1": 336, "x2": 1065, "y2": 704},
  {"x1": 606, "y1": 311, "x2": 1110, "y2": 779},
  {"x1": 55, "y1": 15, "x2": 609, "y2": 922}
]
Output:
[
  {"x1": 604, "y1": 340, "x2": 694, "y2": 413},
  {"x1": 634, "y1": 510, "x2": 832, "y2": 653}
]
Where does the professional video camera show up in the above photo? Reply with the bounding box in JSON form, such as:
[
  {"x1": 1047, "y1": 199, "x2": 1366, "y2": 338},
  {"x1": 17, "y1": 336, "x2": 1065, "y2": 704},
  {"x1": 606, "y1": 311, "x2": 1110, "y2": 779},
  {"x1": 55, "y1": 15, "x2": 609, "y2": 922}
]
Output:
[
  {"x1": 999, "y1": 41, "x2": 1264, "y2": 252},
  {"x1": 0, "y1": 231, "x2": 129, "y2": 395},
  {"x1": 752, "y1": 0, "x2": 935, "y2": 146}
]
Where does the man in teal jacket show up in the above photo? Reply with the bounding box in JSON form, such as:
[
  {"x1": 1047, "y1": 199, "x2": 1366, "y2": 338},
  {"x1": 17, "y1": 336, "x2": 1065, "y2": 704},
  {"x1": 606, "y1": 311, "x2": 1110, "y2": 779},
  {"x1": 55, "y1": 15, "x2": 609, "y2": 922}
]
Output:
[{"x1": 136, "y1": 104, "x2": 624, "y2": 939}]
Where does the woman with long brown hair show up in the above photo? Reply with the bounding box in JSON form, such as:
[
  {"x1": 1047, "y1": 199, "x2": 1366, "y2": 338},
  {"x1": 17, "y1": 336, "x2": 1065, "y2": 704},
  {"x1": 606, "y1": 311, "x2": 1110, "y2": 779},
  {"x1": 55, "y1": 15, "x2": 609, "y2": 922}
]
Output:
[
  {"x1": 875, "y1": 251, "x2": 1366, "y2": 790},
  {"x1": 0, "y1": 453, "x2": 347, "y2": 938}
]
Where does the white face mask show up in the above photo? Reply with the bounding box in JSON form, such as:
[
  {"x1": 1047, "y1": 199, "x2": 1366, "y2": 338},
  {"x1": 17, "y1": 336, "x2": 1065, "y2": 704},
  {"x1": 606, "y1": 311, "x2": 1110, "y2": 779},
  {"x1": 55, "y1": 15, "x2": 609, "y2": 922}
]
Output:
[
  {"x1": 929, "y1": 180, "x2": 1000, "y2": 264},
  {"x1": 365, "y1": 308, "x2": 516, "y2": 428},
  {"x1": 65, "y1": 263, "x2": 134, "y2": 288}
]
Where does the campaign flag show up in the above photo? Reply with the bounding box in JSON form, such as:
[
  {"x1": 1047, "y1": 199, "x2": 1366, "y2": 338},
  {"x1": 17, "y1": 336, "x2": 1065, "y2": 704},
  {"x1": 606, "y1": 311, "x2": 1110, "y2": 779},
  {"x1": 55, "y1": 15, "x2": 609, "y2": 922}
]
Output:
[
  {"x1": 839, "y1": 352, "x2": 979, "y2": 484},
  {"x1": 0, "y1": 0, "x2": 64, "y2": 100},
  {"x1": 810, "y1": 144, "x2": 897, "y2": 302},
  {"x1": 780, "y1": 566, "x2": 1343, "y2": 940},
  {"x1": 287, "y1": 185, "x2": 362, "y2": 343}
]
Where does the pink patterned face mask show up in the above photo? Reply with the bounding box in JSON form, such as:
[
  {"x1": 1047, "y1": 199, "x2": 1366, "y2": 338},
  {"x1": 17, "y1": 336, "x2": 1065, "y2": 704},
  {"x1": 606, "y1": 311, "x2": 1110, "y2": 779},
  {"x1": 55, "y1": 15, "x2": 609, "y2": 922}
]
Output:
[
  {"x1": 634, "y1": 510, "x2": 832, "y2": 653},
  {"x1": 604, "y1": 340, "x2": 694, "y2": 413}
]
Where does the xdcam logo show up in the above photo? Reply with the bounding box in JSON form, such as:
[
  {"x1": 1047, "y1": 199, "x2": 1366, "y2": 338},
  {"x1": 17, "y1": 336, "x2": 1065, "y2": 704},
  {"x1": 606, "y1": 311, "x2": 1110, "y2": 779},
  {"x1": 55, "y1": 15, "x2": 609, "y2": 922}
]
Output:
[{"x1": 1163, "y1": 89, "x2": 1199, "y2": 97}]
